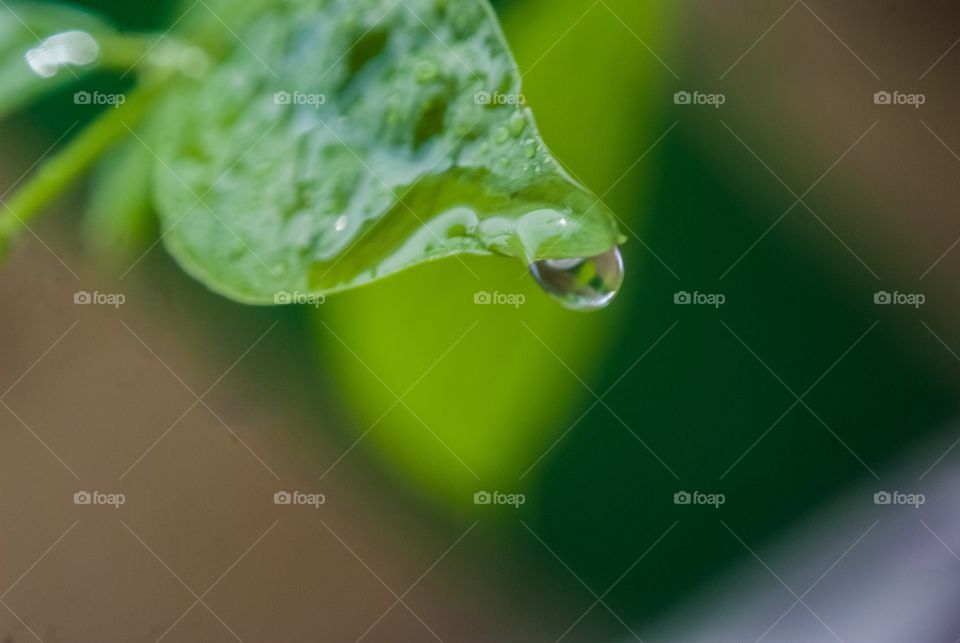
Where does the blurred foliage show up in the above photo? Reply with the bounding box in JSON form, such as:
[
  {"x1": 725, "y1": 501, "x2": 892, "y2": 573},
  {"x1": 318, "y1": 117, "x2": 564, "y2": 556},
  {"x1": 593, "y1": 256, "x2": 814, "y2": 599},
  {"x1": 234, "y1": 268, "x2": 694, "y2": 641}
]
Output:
[{"x1": 530, "y1": 127, "x2": 954, "y2": 629}]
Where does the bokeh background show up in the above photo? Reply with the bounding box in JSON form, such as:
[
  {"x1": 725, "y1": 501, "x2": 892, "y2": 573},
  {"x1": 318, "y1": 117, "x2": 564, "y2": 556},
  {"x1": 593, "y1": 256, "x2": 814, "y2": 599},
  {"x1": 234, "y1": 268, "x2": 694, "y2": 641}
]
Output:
[{"x1": 2, "y1": 0, "x2": 960, "y2": 641}]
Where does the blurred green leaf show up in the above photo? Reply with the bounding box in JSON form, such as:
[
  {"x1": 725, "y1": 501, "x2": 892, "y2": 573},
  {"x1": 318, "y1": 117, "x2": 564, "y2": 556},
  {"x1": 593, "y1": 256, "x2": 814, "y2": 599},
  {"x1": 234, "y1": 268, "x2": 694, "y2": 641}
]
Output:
[{"x1": 151, "y1": 0, "x2": 621, "y2": 304}]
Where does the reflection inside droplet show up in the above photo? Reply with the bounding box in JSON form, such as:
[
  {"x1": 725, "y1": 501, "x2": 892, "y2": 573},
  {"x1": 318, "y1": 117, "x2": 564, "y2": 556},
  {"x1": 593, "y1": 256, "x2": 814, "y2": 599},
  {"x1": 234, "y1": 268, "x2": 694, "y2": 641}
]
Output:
[
  {"x1": 25, "y1": 30, "x2": 99, "y2": 78},
  {"x1": 530, "y1": 246, "x2": 624, "y2": 311}
]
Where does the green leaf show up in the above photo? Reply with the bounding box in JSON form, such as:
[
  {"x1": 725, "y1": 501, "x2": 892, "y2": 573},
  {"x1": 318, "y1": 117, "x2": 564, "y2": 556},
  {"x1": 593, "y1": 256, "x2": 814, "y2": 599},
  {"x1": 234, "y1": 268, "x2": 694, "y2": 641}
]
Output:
[
  {"x1": 152, "y1": 0, "x2": 623, "y2": 304},
  {"x1": 316, "y1": 0, "x2": 674, "y2": 509},
  {"x1": 0, "y1": 3, "x2": 116, "y2": 118}
]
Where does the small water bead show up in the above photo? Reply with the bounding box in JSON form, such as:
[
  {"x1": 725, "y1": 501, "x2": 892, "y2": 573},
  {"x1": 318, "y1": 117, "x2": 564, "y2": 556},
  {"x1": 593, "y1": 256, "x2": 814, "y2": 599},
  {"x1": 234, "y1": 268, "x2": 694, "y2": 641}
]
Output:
[
  {"x1": 415, "y1": 61, "x2": 438, "y2": 83},
  {"x1": 509, "y1": 112, "x2": 527, "y2": 137},
  {"x1": 530, "y1": 246, "x2": 624, "y2": 311},
  {"x1": 25, "y1": 31, "x2": 99, "y2": 78},
  {"x1": 228, "y1": 238, "x2": 246, "y2": 258},
  {"x1": 494, "y1": 126, "x2": 510, "y2": 144}
]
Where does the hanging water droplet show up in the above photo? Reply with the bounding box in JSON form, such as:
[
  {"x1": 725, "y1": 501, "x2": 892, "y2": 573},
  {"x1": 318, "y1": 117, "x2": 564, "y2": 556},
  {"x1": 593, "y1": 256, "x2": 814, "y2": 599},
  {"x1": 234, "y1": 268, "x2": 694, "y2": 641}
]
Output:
[{"x1": 530, "y1": 247, "x2": 624, "y2": 311}]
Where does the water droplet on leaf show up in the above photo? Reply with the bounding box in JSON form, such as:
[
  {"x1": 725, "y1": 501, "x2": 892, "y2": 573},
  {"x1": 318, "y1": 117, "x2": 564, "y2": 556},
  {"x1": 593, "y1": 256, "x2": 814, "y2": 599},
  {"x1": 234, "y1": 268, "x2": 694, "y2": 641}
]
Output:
[
  {"x1": 25, "y1": 30, "x2": 99, "y2": 78},
  {"x1": 509, "y1": 112, "x2": 526, "y2": 137},
  {"x1": 228, "y1": 238, "x2": 245, "y2": 257},
  {"x1": 530, "y1": 247, "x2": 624, "y2": 311},
  {"x1": 415, "y1": 61, "x2": 438, "y2": 82}
]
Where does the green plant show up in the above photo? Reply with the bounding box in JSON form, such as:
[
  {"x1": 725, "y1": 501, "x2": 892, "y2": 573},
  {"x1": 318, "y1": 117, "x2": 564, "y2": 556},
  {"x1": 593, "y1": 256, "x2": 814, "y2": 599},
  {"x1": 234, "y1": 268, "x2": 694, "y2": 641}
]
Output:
[{"x1": 0, "y1": 0, "x2": 623, "y2": 303}]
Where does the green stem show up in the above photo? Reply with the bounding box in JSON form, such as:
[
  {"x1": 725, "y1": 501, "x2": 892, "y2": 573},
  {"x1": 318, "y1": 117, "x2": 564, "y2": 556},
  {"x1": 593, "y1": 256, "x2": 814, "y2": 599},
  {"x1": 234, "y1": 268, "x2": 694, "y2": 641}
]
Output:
[
  {"x1": 98, "y1": 34, "x2": 164, "y2": 72},
  {"x1": 0, "y1": 84, "x2": 159, "y2": 242}
]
